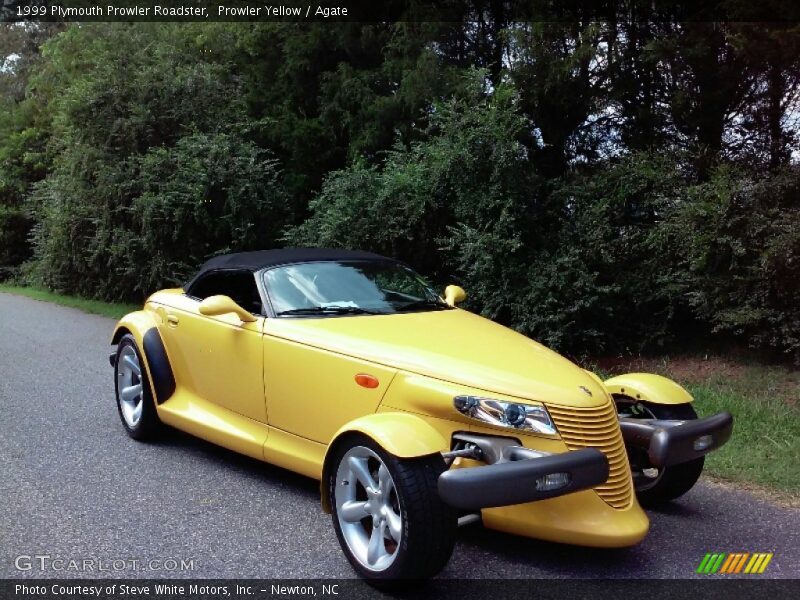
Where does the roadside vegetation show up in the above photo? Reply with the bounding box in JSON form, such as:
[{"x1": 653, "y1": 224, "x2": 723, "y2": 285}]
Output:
[{"x1": 2, "y1": 19, "x2": 799, "y2": 364}]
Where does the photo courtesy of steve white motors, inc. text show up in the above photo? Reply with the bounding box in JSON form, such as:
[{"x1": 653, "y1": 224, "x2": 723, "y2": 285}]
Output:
[
  {"x1": 16, "y1": 3, "x2": 350, "y2": 18},
  {"x1": 14, "y1": 583, "x2": 341, "y2": 597}
]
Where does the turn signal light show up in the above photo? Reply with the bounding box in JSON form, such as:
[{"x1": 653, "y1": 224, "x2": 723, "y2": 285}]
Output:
[
  {"x1": 355, "y1": 373, "x2": 379, "y2": 388},
  {"x1": 693, "y1": 435, "x2": 713, "y2": 451},
  {"x1": 535, "y1": 472, "x2": 570, "y2": 492}
]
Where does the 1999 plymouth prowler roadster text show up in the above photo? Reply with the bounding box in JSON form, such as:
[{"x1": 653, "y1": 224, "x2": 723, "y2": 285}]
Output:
[{"x1": 110, "y1": 248, "x2": 733, "y2": 582}]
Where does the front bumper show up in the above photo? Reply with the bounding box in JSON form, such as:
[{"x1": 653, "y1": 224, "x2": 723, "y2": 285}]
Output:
[
  {"x1": 619, "y1": 411, "x2": 734, "y2": 467},
  {"x1": 438, "y1": 434, "x2": 609, "y2": 510},
  {"x1": 437, "y1": 411, "x2": 732, "y2": 511}
]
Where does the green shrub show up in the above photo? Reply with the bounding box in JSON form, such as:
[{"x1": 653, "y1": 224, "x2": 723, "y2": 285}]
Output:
[
  {"x1": 288, "y1": 90, "x2": 800, "y2": 360},
  {"x1": 287, "y1": 77, "x2": 537, "y2": 306},
  {"x1": 665, "y1": 165, "x2": 800, "y2": 359},
  {"x1": 24, "y1": 25, "x2": 290, "y2": 301},
  {"x1": 28, "y1": 134, "x2": 287, "y2": 301}
]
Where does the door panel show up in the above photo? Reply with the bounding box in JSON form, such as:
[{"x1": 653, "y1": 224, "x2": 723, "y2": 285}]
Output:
[
  {"x1": 263, "y1": 333, "x2": 396, "y2": 443},
  {"x1": 156, "y1": 294, "x2": 267, "y2": 423}
]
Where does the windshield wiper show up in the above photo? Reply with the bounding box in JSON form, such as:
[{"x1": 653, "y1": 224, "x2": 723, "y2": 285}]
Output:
[
  {"x1": 395, "y1": 299, "x2": 451, "y2": 312},
  {"x1": 276, "y1": 306, "x2": 380, "y2": 316}
]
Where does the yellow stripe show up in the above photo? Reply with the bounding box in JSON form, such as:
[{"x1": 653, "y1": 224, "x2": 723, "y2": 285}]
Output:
[
  {"x1": 750, "y1": 554, "x2": 766, "y2": 573},
  {"x1": 758, "y1": 553, "x2": 773, "y2": 574},
  {"x1": 734, "y1": 553, "x2": 750, "y2": 573},
  {"x1": 744, "y1": 554, "x2": 759, "y2": 573}
]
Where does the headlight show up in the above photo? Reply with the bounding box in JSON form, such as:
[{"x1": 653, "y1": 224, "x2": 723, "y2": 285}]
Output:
[{"x1": 453, "y1": 395, "x2": 558, "y2": 436}]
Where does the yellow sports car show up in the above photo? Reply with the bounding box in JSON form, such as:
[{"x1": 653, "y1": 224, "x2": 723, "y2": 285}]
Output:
[{"x1": 110, "y1": 248, "x2": 733, "y2": 582}]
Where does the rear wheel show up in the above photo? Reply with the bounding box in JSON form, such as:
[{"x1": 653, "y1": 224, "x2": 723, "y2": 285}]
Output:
[
  {"x1": 329, "y1": 435, "x2": 456, "y2": 584},
  {"x1": 615, "y1": 399, "x2": 705, "y2": 507},
  {"x1": 115, "y1": 334, "x2": 161, "y2": 441}
]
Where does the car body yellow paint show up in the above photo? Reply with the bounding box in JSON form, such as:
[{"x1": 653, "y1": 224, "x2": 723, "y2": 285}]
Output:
[
  {"x1": 327, "y1": 412, "x2": 448, "y2": 458},
  {"x1": 603, "y1": 373, "x2": 693, "y2": 405},
  {"x1": 111, "y1": 308, "x2": 160, "y2": 347},
  {"x1": 263, "y1": 308, "x2": 608, "y2": 407},
  {"x1": 262, "y1": 328, "x2": 398, "y2": 443},
  {"x1": 112, "y1": 287, "x2": 659, "y2": 548},
  {"x1": 482, "y1": 488, "x2": 649, "y2": 547}
]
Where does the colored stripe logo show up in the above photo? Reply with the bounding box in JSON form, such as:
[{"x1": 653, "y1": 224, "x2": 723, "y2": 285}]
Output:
[{"x1": 697, "y1": 552, "x2": 773, "y2": 574}]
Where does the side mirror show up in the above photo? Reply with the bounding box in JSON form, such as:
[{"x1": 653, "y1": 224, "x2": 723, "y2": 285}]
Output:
[
  {"x1": 199, "y1": 295, "x2": 257, "y2": 323},
  {"x1": 444, "y1": 285, "x2": 466, "y2": 307}
]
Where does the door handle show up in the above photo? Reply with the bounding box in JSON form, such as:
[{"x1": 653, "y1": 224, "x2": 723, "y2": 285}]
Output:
[{"x1": 166, "y1": 314, "x2": 180, "y2": 326}]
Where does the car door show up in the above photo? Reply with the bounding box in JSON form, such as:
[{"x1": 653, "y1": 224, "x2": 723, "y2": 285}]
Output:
[
  {"x1": 159, "y1": 270, "x2": 267, "y2": 423},
  {"x1": 262, "y1": 331, "x2": 396, "y2": 443}
]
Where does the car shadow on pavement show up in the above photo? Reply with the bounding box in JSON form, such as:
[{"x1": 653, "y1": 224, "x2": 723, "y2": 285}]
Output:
[
  {"x1": 147, "y1": 425, "x2": 321, "y2": 500},
  {"x1": 445, "y1": 524, "x2": 637, "y2": 577},
  {"x1": 643, "y1": 501, "x2": 699, "y2": 517}
]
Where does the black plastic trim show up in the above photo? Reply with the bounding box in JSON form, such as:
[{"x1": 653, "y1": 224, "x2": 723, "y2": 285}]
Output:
[
  {"x1": 438, "y1": 447, "x2": 609, "y2": 510},
  {"x1": 619, "y1": 412, "x2": 734, "y2": 467},
  {"x1": 142, "y1": 328, "x2": 176, "y2": 405},
  {"x1": 450, "y1": 432, "x2": 522, "y2": 464}
]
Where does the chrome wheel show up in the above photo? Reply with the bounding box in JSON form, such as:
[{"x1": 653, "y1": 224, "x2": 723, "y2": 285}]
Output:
[
  {"x1": 335, "y1": 446, "x2": 402, "y2": 572},
  {"x1": 117, "y1": 345, "x2": 144, "y2": 428}
]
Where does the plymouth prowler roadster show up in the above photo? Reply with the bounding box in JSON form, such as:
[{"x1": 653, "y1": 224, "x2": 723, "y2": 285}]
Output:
[{"x1": 111, "y1": 248, "x2": 733, "y2": 582}]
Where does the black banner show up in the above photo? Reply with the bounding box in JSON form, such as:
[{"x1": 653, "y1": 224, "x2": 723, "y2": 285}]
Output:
[
  {"x1": 3, "y1": 0, "x2": 800, "y2": 23},
  {"x1": 3, "y1": 579, "x2": 800, "y2": 600}
]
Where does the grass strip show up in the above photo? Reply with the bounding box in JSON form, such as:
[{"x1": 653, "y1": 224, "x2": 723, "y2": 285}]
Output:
[{"x1": 0, "y1": 284, "x2": 138, "y2": 320}]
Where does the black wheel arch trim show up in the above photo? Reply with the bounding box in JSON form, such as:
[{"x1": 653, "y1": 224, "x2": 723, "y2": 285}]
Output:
[{"x1": 142, "y1": 327, "x2": 176, "y2": 404}]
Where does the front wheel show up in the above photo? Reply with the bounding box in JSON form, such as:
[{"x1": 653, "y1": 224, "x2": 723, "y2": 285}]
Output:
[
  {"x1": 616, "y1": 400, "x2": 705, "y2": 507},
  {"x1": 329, "y1": 435, "x2": 456, "y2": 584}
]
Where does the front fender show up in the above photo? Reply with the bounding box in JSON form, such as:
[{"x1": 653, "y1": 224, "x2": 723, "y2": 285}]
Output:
[
  {"x1": 320, "y1": 412, "x2": 448, "y2": 512},
  {"x1": 603, "y1": 373, "x2": 693, "y2": 405}
]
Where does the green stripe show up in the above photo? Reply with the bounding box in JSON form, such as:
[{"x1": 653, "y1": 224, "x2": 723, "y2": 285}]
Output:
[
  {"x1": 703, "y1": 553, "x2": 719, "y2": 574},
  {"x1": 710, "y1": 553, "x2": 727, "y2": 574},
  {"x1": 697, "y1": 553, "x2": 713, "y2": 573}
]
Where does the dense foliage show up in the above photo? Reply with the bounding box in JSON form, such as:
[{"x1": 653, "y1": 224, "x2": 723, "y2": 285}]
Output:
[{"x1": 1, "y1": 15, "x2": 799, "y2": 360}]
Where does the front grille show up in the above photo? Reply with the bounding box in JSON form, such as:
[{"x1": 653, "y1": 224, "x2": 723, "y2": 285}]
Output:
[{"x1": 547, "y1": 399, "x2": 633, "y2": 509}]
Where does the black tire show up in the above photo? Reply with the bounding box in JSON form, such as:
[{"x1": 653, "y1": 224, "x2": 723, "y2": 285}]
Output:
[
  {"x1": 618, "y1": 400, "x2": 705, "y2": 507},
  {"x1": 114, "y1": 334, "x2": 161, "y2": 441},
  {"x1": 329, "y1": 435, "x2": 457, "y2": 585}
]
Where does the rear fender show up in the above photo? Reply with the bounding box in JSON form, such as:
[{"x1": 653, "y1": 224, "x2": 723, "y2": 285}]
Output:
[
  {"x1": 603, "y1": 373, "x2": 693, "y2": 405},
  {"x1": 111, "y1": 310, "x2": 157, "y2": 347},
  {"x1": 111, "y1": 310, "x2": 176, "y2": 405},
  {"x1": 320, "y1": 413, "x2": 448, "y2": 512}
]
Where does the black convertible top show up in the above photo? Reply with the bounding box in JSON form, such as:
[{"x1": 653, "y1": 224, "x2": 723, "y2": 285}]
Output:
[{"x1": 190, "y1": 247, "x2": 396, "y2": 281}]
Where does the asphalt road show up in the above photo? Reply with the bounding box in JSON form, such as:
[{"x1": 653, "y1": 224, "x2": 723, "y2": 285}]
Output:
[{"x1": 1, "y1": 292, "x2": 798, "y2": 581}]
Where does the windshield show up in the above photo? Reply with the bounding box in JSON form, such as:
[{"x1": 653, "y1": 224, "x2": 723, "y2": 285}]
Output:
[{"x1": 263, "y1": 260, "x2": 448, "y2": 316}]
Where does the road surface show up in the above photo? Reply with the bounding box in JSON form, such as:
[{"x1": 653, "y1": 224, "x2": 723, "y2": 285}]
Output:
[{"x1": 1, "y1": 292, "x2": 797, "y2": 580}]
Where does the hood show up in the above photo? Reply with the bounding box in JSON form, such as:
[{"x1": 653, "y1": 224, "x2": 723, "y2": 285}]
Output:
[{"x1": 265, "y1": 309, "x2": 607, "y2": 408}]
